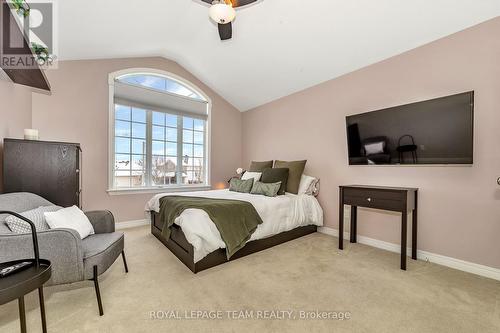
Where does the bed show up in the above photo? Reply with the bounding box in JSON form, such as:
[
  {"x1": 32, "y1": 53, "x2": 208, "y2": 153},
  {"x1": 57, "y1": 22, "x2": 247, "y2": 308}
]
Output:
[{"x1": 145, "y1": 189, "x2": 323, "y2": 273}]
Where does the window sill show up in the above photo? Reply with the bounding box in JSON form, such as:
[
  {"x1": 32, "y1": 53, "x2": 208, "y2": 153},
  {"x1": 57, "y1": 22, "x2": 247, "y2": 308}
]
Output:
[{"x1": 107, "y1": 185, "x2": 212, "y2": 196}]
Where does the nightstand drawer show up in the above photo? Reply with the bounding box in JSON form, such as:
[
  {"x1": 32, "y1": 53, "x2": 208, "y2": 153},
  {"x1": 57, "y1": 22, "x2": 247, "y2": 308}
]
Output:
[
  {"x1": 343, "y1": 195, "x2": 404, "y2": 211},
  {"x1": 343, "y1": 188, "x2": 405, "y2": 211}
]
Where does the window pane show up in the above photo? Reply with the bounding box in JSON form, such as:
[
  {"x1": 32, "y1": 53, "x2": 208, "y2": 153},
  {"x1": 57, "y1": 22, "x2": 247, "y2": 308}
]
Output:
[
  {"x1": 132, "y1": 139, "x2": 146, "y2": 154},
  {"x1": 191, "y1": 157, "x2": 204, "y2": 168},
  {"x1": 130, "y1": 170, "x2": 145, "y2": 187},
  {"x1": 194, "y1": 119, "x2": 204, "y2": 131},
  {"x1": 115, "y1": 137, "x2": 130, "y2": 154},
  {"x1": 131, "y1": 154, "x2": 145, "y2": 170},
  {"x1": 183, "y1": 117, "x2": 194, "y2": 130},
  {"x1": 152, "y1": 156, "x2": 178, "y2": 186},
  {"x1": 167, "y1": 80, "x2": 193, "y2": 97},
  {"x1": 183, "y1": 144, "x2": 193, "y2": 157},
  {"x1": 132, "y1": 122, "x2": 146, "y2": 139},
  {"x1": 194, "y1": 145, "x2": 204, "y2": 157},
  {"x1": 132, "y1": 108, "x2": 146, "y2": 123},
  {"x1": 115, "y1": 154, "x2": 130, "y2": 170},
  {"x1": 118, "y1": 75, "x2": 205, "y2": 101},
  {"x1": 152, "y1": 112, "x2": 165, "y2": 126},
  {"x1": 152, "y1": 155, "x2": 165, "y2": 185},
  {"x1": 194, "y1": 131, "x2": 204, "y2": 145},
  {"x1": 152, "y1": 141, "x2": 165, "y2": 155},
  {"x1": 114, "y1": 171, "x2": 131, "y2": 188},
  {"x1": 115, "y1": 120, "x2": 130, "y2": 137},
  {"x1": 166, "y1": 142, "x2": 177, "y2": 156},
  {"x1": 166, "y1": 115, "x2": 177, "y2": 127},
  {"x1": 115, "y1": 105, "x2": 130, "y2": 121},
  {"x1": 152, "y1": 125, "x2": 165, "y2": 141},
  {"x1": 166, "y1": 128, "x2": 177, "y2": 142},
  {"x1": 121, "y1": 75, "x2": 166, "y2": 91},
  {"x1": 183, "y1": 130, "x2": 193, "y2": 143}
]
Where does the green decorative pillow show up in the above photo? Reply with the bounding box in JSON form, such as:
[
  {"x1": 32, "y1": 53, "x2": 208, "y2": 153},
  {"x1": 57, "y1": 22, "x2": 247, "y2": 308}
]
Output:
[
  {"x1": 249, "y1": 160, "x2": 273, "y2": 172},
  {"x1": 274, "y1": 160, "x2": 307, "y2": 194},
  {"x1": 251, "y1": 181, "x2": 281, "y2": 197},
  {"x1": 229, "y1": 178, "x2": 254, "y2": 193},
  {"x1": 261, "y1": 168, "x2": 289, "y2": 195}
]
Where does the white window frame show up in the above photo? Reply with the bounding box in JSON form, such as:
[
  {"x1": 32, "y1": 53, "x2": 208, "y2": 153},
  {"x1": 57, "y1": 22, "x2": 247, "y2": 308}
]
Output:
[{"x1": 107, "y1": 68, "x2": 212, "y2": 195}]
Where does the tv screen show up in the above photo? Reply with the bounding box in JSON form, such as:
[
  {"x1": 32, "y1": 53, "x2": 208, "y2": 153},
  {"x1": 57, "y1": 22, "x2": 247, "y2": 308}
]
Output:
[{"x1": 346, "y1": 91, "x2": 474, "y2": 165}]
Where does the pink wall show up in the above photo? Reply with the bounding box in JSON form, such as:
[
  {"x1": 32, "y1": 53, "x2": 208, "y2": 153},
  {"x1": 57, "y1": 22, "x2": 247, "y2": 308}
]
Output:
[
  {"x1": 0, "y1": 80, "x2": 32, "y2": 191},
  {"x1": 242, "y1": 18, "x2": 500, "y2": 269},
  {"x1": 31, "y1": 57, "x2": 242, "y2": 222}
]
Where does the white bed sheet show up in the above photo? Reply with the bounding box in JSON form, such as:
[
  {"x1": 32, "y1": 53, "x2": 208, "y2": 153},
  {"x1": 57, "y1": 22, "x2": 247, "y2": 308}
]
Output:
[{"x1": 145, "y1": 189, "x2": 323, "y2": 263}]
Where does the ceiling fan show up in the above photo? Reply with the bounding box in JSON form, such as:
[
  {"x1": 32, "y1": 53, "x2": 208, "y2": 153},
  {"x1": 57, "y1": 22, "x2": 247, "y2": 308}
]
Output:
[{"x1": 200, "y1": 0, "x2": 260, "y2": 40}]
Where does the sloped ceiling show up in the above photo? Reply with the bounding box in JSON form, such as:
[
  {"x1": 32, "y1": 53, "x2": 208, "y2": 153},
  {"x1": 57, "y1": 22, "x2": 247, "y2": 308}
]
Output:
[{"x1": 57, "y1": 0, "x2": 500, "y2": 111}]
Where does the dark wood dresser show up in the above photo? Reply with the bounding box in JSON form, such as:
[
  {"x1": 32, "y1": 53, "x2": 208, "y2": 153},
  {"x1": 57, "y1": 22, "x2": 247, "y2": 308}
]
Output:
[
  {"x1": 2, "y1": 139, "x2": 82, "y2": 207},
  {"x1": 339, "y1": 185, "x2": 418, "y2": 270}
]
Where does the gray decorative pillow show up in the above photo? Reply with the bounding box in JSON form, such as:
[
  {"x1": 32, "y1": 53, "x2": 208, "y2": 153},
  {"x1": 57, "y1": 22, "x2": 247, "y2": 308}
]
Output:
[
  {"x1": 249, "y1": 160, "x2": 273, "y2": 172},
  {"x1": 229, "y1": 178, "x2": 254, "y2": 193},
  {"x1": 6, "y1": 206, "x2": 62, "y2": 234},
  {"x1": 251, "y1": 181, "x2": 282, "y2": 197}
]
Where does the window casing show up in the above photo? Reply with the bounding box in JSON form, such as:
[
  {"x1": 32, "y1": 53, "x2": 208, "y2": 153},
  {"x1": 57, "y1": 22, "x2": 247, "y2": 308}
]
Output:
[{"x1": 109, "y1": 72, "x2": 210, "y2": 192}]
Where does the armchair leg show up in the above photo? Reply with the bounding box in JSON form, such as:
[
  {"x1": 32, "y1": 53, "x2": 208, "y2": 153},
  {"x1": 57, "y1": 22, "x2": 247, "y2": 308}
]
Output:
[
  {"x1": 121, "y1": 250, "x2": 129, "y2": 273},
  {"x1": 92, "y1": 266, "x2": 104, "y2": 316}
]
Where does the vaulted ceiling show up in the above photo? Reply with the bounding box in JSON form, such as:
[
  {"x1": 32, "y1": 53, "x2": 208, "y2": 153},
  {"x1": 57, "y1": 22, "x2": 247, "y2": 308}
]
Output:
[{"x1": 57, "y1": 0, "x2": 500, "y2": 111}]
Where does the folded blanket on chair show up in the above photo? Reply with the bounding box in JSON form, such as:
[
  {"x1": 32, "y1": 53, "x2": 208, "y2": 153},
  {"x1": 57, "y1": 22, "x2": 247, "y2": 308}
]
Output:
[{"x1": 159, "y1": 196, "x2": 263, "y2": 259}]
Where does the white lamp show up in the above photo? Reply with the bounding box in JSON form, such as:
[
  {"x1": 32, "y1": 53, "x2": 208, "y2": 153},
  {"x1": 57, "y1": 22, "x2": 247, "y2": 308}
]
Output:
[{"x1": 209, "y1": 1, "x2": 236, "y2": 24}]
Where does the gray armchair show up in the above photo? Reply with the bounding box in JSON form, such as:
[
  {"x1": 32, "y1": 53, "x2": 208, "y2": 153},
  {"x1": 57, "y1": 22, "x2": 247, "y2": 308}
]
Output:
[{"x1": 0, "y1": 192, "x2": 128, "y2": 316}]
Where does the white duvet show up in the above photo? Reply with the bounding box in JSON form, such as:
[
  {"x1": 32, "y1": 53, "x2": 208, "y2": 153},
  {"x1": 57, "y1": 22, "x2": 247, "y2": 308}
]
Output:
[{"x1": 145, "y1": 189, "x2": 323, "y2": 263}]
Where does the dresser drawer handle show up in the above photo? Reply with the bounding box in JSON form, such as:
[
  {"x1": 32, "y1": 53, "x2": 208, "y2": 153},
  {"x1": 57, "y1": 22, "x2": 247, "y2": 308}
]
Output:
[{"x1": 367, "y1": 197, "x2": 372, "y2": 202}]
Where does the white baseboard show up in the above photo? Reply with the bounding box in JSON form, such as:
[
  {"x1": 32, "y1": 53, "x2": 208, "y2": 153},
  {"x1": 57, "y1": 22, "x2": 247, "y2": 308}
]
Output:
[
  {"x1": 318, "y1": 226, "x2": 500, "y2": 281},
  {"x1": 116, "y1": 219, "x2": 149, "y2": 230}
]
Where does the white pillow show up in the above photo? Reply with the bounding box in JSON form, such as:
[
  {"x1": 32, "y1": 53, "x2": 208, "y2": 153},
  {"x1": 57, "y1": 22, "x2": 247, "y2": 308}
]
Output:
[
  {"x1": 298, "y1": 174, "x2": 319, "y2": 195},
  {"x1": 241, "y1": 171, "x2": 262, "y2": 183},
  {"x1": 364, "y1": 142, "x2": 385, "y2": 155},
  {"x1": 44, "y1": 206, "x2": 95, "y2": 239}
]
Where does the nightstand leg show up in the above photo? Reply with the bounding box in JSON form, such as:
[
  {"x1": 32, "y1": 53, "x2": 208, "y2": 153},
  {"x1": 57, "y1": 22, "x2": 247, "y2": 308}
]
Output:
[
  {"x1": 339, "y1": 188, "x2": 344, "y2": 250},
  {"x1": 39, "y1": 287, "x2": 47, "y2": 333},
  {"x1": 18, "y1": 296, "x2": 26, "y2": 333},
  {"x1": 401, "y1": 210, "x2": 407, "y2": 270},
  {"x1": 412, "y1": 193, "x2": 418, "y2": 260},
  {"x1": 350, "y1": 206, "x2": 357, "y2": 243}
]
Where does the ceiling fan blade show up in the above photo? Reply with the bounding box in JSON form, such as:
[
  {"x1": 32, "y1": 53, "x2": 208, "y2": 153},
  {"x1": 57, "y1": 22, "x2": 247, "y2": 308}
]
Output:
[{"x1": 218, "y1": 22, "x2": 232, "y2": 40}]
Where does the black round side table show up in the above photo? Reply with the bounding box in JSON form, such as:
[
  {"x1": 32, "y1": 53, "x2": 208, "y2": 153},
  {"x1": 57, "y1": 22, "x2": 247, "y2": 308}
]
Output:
[
  {"x1": 0, "y1": 210, "x2": 52, "y2": 333},
  {"x1": 0, "y1": 259, "x2": 52, "y2": 333}
]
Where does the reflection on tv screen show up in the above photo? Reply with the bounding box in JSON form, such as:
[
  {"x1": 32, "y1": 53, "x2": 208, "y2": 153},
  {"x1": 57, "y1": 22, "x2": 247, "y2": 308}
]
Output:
[{"x1": 345, "y1": 92, "x2": 474, "y2": 165}]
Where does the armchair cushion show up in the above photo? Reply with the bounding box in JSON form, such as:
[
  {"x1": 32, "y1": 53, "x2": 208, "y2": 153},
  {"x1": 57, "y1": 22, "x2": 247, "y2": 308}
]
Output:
[{"x1": 82, "y1": 232, "x2": 124, "y2": 279}]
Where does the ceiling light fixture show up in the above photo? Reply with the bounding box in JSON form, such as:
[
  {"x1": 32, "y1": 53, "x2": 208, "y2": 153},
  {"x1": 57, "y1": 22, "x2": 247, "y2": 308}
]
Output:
[
  {"x1": 200, "y1": 0, "x2": 260, "y2": 40},
  {"x1": 208, "y1": 0, "x2": 236, "y2": 24}
]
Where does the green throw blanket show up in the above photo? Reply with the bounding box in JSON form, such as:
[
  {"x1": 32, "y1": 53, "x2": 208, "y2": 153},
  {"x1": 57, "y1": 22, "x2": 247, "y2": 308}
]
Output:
[{"x1": 159, "y1": 196, "x2": 263, "y2": 259}]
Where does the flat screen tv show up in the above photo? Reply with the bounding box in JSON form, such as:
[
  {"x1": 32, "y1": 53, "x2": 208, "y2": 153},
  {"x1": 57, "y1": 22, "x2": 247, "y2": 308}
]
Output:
[{"x1": 346, "y1": 91, "x2": 474, "y2": 165}]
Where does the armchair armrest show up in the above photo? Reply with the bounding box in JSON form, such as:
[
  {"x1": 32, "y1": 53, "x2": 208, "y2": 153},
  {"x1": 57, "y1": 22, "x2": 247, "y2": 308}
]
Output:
[
  {"x1": 0, "y1": 228, "x2": 84, "y2": 285},
  {"x1": 85, "y1": 210, "x2": 115, "y2": 234}
]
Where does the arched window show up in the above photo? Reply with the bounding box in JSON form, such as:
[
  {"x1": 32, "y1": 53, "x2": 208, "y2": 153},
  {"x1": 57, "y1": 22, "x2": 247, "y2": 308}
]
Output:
[
  {"x1": 108, "y1": 70, "x2": 211, "y2": 192},
  {"x1": 117, "y1": 74, "x2": 206, "y2": 101}
]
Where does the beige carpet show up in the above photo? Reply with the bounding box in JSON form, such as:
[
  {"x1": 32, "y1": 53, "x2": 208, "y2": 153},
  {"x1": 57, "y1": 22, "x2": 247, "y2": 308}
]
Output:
[{"x1": 1, "y1": 226, "x2": 499, "y2": 333}]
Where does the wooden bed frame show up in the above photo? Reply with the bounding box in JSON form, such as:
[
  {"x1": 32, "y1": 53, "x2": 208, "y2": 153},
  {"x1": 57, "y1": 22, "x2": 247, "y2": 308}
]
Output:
[{"x1": 150, "y1": 211, "x2": 317, "y2": 273}]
